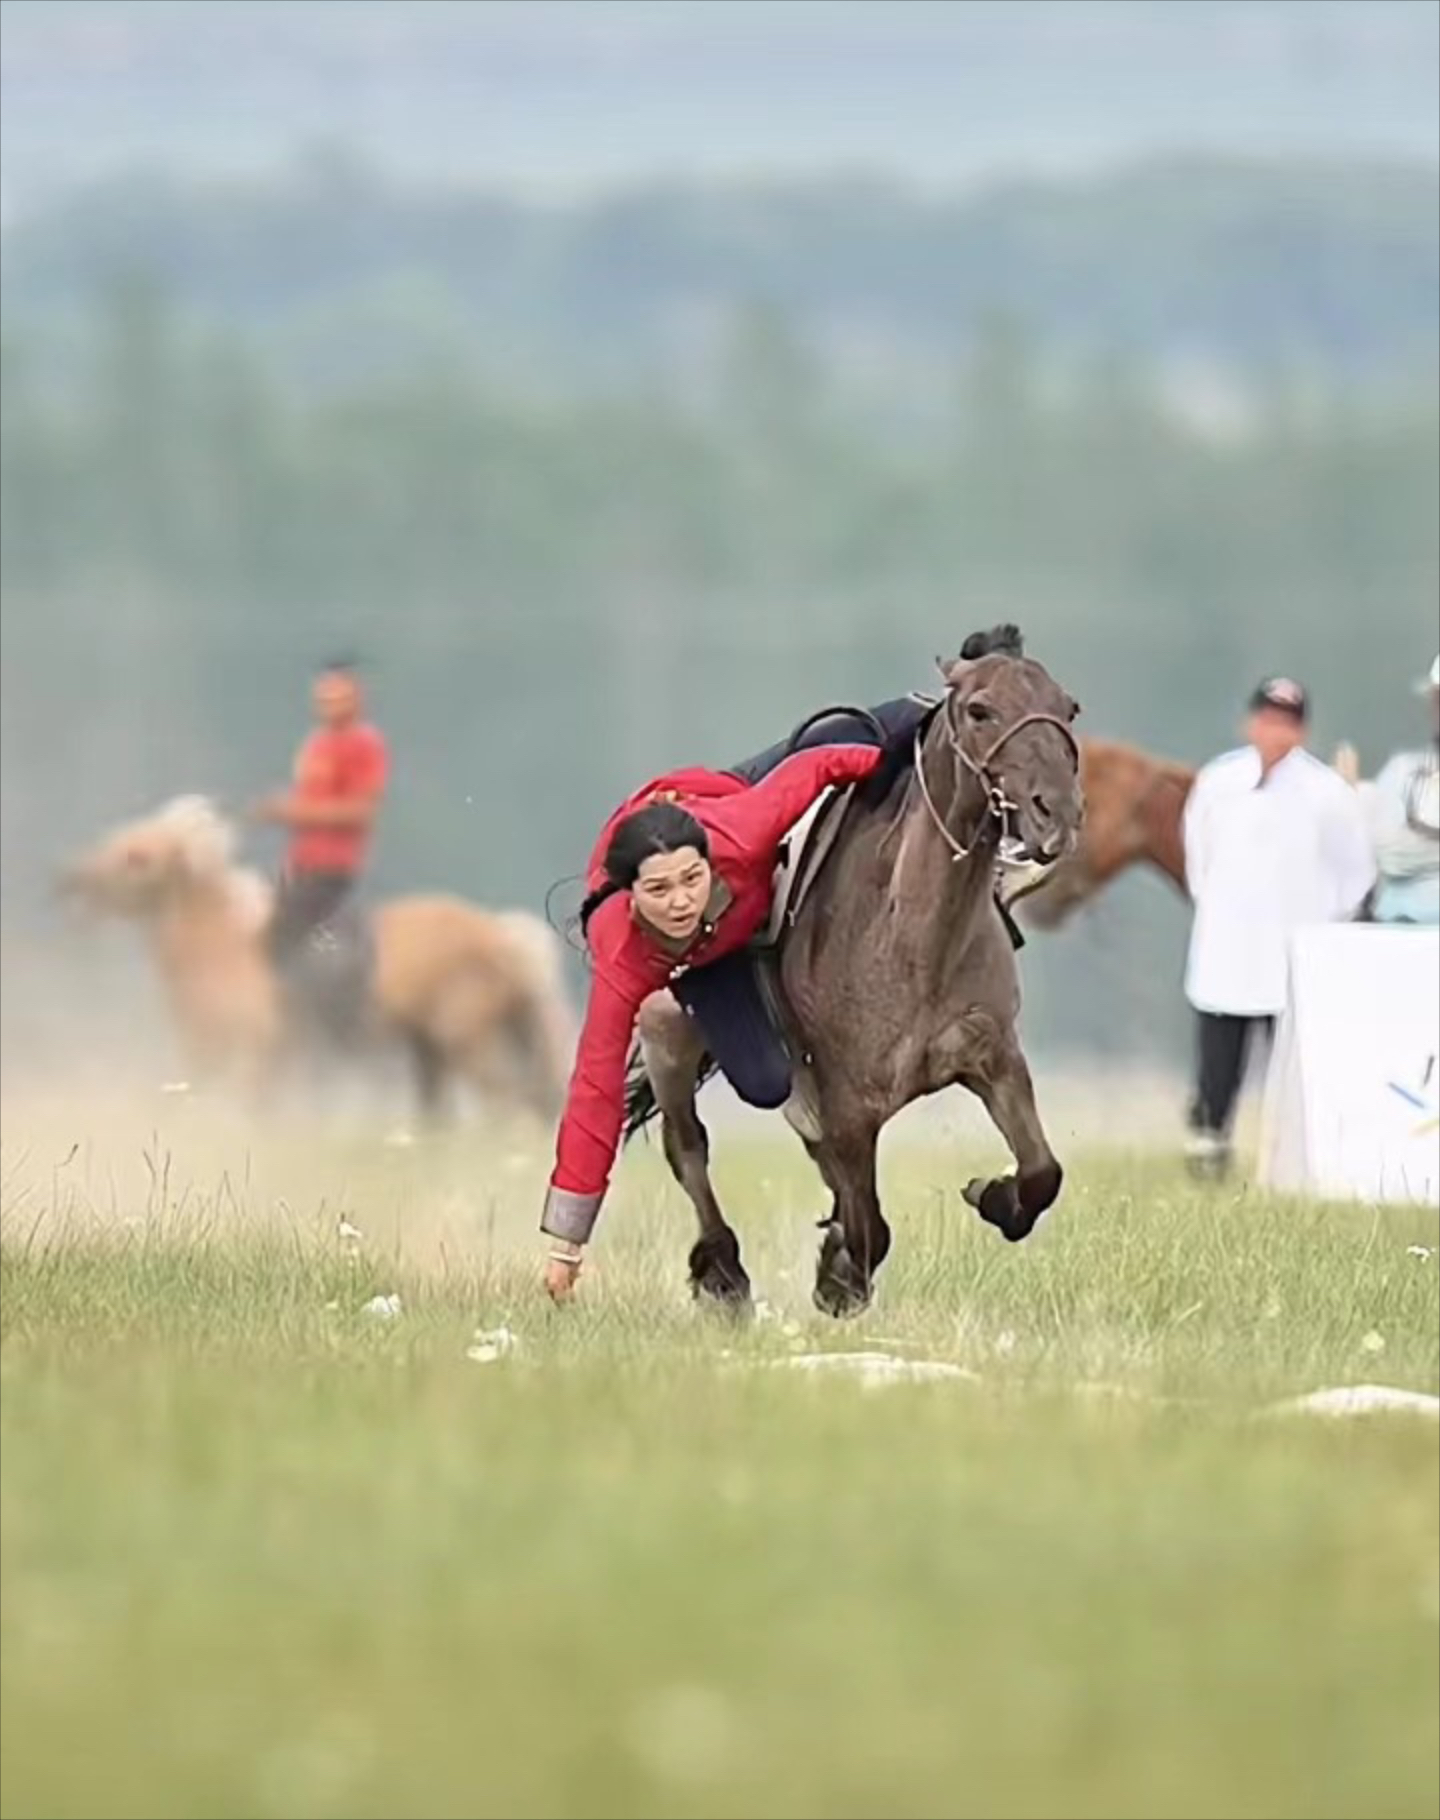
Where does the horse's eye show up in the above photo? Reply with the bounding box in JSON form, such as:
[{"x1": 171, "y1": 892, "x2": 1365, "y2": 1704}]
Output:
[{"x1": 966, "y1": 701, "x2": 994, "y2": 725}]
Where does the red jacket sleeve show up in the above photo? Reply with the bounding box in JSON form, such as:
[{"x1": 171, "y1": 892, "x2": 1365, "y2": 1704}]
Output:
[
  {"x1": 704, "y1": 744, "x2": 885, "y2": 857},
  {"x1": 550, "y1": 918, "x2": 651, "y2": 1202}
]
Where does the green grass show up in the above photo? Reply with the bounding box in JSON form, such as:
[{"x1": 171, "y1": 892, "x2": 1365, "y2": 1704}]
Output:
[{"x1": 1, "y1": 1108, "x2": 1437, "y2": 1820}]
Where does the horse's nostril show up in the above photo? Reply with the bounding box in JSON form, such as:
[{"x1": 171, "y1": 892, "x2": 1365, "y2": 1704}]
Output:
[{"x1": 1032, "y1": 792, "x2": 1051, "y2": 820}]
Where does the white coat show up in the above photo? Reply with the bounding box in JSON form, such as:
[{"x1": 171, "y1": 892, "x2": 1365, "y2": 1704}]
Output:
[{"x1": 1183, "y1": 746, "x2": 1375, "y2": 1016}]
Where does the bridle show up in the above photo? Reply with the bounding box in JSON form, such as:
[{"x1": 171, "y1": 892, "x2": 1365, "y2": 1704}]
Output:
[{"x1": 912, "y1": 691, "x2": 1079, "y2": 864}]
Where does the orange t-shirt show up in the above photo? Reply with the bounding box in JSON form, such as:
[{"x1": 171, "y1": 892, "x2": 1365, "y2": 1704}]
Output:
[{"x1": 287, "y1": 723, "x2": 389, "y2": 875}]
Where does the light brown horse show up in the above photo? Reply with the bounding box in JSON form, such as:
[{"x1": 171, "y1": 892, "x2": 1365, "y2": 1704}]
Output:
[
  {"x1": 633, "y1": 626, "x2": 1086, "y2": 1317},
  {"x1": 58, "y1": 796, "x2": 575, "y2": 1120},
  {"x1": 1021, "y1": 738, "x2": 1194, "y2": 929}
]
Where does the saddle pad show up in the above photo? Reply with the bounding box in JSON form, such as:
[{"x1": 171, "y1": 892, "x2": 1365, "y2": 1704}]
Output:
[{"x1": 761, "y1": 786, "x2": 855, "y2": 946}]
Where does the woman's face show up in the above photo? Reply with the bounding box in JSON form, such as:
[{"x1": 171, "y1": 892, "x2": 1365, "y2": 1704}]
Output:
[{"x1": 632, "y1": 845, "x2": 712, "y2": 943}]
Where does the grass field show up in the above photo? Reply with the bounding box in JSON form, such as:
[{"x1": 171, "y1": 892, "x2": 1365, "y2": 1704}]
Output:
[{"x1": 1, "y1": 1094, "x2": 1437, "y2": 1820}]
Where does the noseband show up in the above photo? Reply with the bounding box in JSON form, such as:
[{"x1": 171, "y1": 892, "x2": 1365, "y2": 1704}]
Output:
[{"x1": 913, "y1": 695, "x2": 1079, "y2": 864}]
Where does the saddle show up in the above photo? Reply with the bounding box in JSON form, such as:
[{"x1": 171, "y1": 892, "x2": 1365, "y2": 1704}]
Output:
[{"x1": 758, "y1": 771, "x2": 1028, "y2": 961}]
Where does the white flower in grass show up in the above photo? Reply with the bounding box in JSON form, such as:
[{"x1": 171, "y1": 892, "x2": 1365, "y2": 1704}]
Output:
[
  {"x1": 1407, "y1": 1245, "x2": 1435, "y2": 1261},
  {"x1": 994, "y1": 1328, "x2": 1018, "y2": 1356},
  {"x1": 337, "y1": 1217, "x2": 364, "y2": 1244},
  {"x1": 1360, "y1": 1329, "x2": 1386, "y2": 1354},
  {"x1": 466, "y1": 1325, "x2": 520, "y2": 1363},
  {"x1": 361, "y1": 1293, "x2": 403, "y2": 1320}
]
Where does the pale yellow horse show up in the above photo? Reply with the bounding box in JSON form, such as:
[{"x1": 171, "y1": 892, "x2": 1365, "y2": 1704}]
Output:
[{"x1": 58, "y1": 796, "x2": 576, "y2": 1121}]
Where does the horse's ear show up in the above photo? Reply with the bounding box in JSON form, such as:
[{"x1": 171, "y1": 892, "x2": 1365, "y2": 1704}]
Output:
[{"x1": 936, "y1": 654, "x2": 971, "y2": 688}]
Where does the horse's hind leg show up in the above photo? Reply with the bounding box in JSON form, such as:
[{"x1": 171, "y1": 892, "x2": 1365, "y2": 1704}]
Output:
[
  {"x1": 408, "y1": 1030, "x2": 449, "y2": 1126},
  {"x1": 962, "y1": 1045, "x2": 1063, "y2": 1243},
  {"x1": 806, "y1": 1120, "x2": 889, "y2": 1319},
  {"x1": 637, "y1": 992, "x2": 752, "y2": 1312}
]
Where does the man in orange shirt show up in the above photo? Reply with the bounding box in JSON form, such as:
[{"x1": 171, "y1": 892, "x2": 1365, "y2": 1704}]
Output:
[{"x1": 252, "y1": 658, "x2": 389, "y2": 990}]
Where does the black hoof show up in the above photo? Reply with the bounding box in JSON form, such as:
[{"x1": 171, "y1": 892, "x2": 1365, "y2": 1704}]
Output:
[
  {"x1": 812, "y1": 1221, "x2": 873, "y2": 1319},
  {"x1": 688, "y1": 1232, "x2": 753, "y2": 1312},
  {"x1": 963, "y1": 1176, "x2": 1039, "y2": 1244}
]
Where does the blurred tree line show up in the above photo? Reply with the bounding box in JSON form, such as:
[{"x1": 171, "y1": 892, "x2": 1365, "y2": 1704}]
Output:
[
  {"x1": 2, "y1": 269, "x2": 1436, "y2": 1067},
  {"x1": 8, "y1": 158, "x2": 1437, "y2": 388}
]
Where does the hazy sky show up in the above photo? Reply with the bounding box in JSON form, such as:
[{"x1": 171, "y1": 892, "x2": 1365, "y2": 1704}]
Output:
[{"x1": 1, "y1": 0, "x2": 1437, "y2": 208}]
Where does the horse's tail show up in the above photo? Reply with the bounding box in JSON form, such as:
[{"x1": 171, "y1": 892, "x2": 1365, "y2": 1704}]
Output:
[{"x1": 622, "y1": 1045, "x2": 719, "y2": 1143}]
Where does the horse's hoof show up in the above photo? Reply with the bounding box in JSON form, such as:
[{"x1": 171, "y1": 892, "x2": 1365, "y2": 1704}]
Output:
[
  {"x1": 968, "y1": 1177, "x2": 1037, "y2": 1244},
  {"x1": 691, "y1": 1269, "x2": 754, "y2": 1317},
  {"x1": 811, "y1": 1274, "x2": 872, "y2": 1320},
  {"x1": 688, "y1": 1234, "x2": 753, "y2": 1313},
  {"x1": 812, "y1": 1230, "x2": 873, "y2": 1318}
]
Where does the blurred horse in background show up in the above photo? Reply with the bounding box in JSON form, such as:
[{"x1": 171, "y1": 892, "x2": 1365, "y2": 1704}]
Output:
[
  {"x1": 1021, "y1": 739, "x2": 1194, "y2": 929},
  {"x1": 57, "y1": 796, "x2": 575, "y2": 1123}
]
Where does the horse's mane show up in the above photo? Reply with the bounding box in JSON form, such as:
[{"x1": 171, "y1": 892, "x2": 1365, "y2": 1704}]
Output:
[
  {"x1": 958, "y1": 623, "x2": 1025, "y2": 661},
  {"x1": 146, "y1": 796, "x2": 273, "y2": 930}
]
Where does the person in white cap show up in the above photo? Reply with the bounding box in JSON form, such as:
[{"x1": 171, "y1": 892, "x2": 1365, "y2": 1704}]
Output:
[
  {"x1": 1362, "y1": 655, "x2": 1440, "y2": 926},
  {"x1": 1182, "y1": 676, "x2": 1375, "y2": 1177}
]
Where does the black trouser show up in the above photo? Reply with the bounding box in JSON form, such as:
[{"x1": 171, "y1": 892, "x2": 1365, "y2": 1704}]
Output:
[
  {"x1": 268, "y1": 869, "x2": 355, "y2": 970},
  {"x1": 671, "y1": 950, "x2": 793, "y2": 1110},
  {"x1": 725, "y1": 696, "x2": 930, "y2": 784},
  {"x1": 1190, "y1": 1012, "x2": 1275, "y2": 1139}
]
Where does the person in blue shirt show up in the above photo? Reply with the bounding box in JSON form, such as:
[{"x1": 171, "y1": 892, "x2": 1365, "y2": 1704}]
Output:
[{"x1": 1362, "y1": 655, "x2": 1440, "y2": 927}]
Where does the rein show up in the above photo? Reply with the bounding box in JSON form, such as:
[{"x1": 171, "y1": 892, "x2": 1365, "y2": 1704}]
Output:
[{"x1": 913, "y1": 696, "x2": 1079, "y2": 864}]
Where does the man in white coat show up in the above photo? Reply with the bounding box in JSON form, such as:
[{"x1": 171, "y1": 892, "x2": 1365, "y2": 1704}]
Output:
[{"x1": 1183, "y1": 676, "x2": 1375, "y2": 1176}]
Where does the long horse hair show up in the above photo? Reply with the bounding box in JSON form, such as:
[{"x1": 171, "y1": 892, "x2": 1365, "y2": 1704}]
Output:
[
  {"x1": 959, "y1": 623, "x2": 1026, "y2": 661},
  {"x1": 622, "y1": 1045, "x2": 720, "y2": 1142}
]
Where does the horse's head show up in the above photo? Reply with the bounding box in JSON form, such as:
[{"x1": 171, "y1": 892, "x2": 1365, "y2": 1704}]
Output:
[
  {"x1": 935, "y1": 625, "x2": 1084, "y2": 865},
  {"x1": 57, "y1": 796, "x2": 242, "y2": 919}
]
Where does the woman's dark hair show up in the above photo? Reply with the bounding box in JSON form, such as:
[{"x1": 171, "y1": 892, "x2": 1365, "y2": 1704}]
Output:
[{"x1": 578, "y1": 802, "x2": 710, "y2": 935}]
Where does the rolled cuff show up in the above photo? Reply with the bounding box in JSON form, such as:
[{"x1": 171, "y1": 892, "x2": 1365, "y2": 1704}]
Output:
[{"x1": 541, "y1": 1185, "x2": 604, "y2": 1246}]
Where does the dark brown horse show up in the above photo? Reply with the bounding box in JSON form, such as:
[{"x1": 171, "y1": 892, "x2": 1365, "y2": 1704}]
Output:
[
  {"x1": 1021, "y1": 739, "x2": 1193, "y2": 929},
  {"x1": 635, "y1": 628, "x2": 1085, "y2": 1317}
]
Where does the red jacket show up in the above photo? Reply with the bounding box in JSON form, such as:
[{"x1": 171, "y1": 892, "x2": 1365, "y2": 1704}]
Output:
[
  {"x1": 287, "y1": 722, "x2": 389, "y2": 874},
  {"x1": 549, "y1": 743, "x2": 886, "y2": 1209}
]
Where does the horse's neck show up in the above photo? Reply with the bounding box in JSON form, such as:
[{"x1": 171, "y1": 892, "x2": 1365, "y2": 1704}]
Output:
[
  {"x1": 822, "y1": 741, "x2": 996, "y2": 959},
  {"x1": 1136, "y1": 769, "x2": 1192, "y2": 889},
  {"x1": 899, "y1": 751, "x2": 998, "y2": 942},
  {"x1": 150, "y1": 875, "x2": 267, "y2": 991}
]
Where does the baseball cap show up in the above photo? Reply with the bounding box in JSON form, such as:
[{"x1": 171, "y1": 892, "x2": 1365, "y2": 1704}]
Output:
[
  {"x1": 1248, "y1": 676, "x2": 1309, "y2": 720},
  {"x1": 1415, "y1": 655, "x2": 1439, "y2": 695}
]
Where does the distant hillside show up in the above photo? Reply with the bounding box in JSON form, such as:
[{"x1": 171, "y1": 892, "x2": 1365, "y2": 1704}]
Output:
[
  {"x1": 2, "y1": 0, "x2": 1436, "y2": 199},
  {"x1": 3, "y1": 158, "x2": 1437, "y2": 397}
]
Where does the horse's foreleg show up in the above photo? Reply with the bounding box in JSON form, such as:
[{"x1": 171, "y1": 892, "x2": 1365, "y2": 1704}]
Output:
[
  {"x1": 962, "y1": 1048, "x2": 1062, "y2": 1243},
  {"x1": 807, "y1": 1122, "x2": 888, "y2": 1318},
  {"x1": 638, "y1": 993, "x2": 752, "y2": 1312}
]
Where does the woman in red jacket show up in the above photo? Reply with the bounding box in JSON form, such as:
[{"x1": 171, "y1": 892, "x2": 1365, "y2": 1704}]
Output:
[{"x1": 541, "y1": 699, "x2": 929, "y2": 1300}]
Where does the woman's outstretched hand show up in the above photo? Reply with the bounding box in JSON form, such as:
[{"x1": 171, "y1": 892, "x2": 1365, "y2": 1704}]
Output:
[{"x1": 544, "y1": 1242, "x2": 584, "y2": 1303}]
